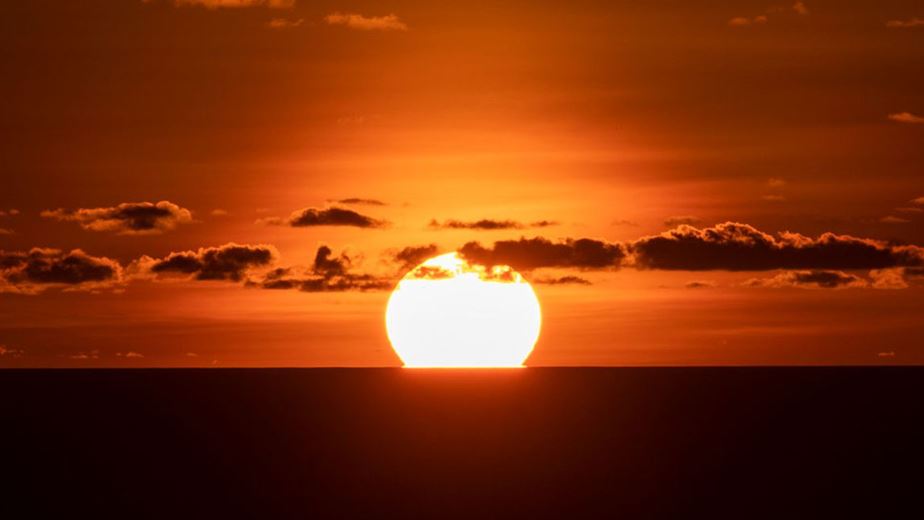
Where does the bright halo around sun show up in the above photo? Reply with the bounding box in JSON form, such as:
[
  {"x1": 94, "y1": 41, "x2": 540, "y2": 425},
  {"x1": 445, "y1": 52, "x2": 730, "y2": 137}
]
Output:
[{"x1": 386, "y1": 252, "x2": 542, "y2": 368}]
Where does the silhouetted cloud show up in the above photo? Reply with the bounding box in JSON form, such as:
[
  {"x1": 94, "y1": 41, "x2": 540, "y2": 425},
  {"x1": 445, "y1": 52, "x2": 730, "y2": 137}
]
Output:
[
  {"x1": 629, "y1": 222, "x2": 924, "y2": 271},
  {"x1": 685, "y1": 280, "x2": 717, "y2": 289},
  {"x1": 254, "y1": 246, "x2": 391, "y2": 292},
  {"x1": 888, "y1": 112, "x2": 924, "y2": 124},
  {"x1": 1, "y1": 248, "x2": 122, "y2": 294},
  {"x1": 743, "y1": 270, "x2": 867, "y2": 289},
  {"x1": 0, "y1": 209, "x2": 19, "y2": 217},
  {"x1": 137, "y1": 243, "x2": 276, "y2": 282},
  {"x1": 880, "y1": 216, "x2": 910, "y2": 224},
  {"x1": 260, "y1": 207, "x2": 387, "y2": 228},
  {"x1": 532, "y1": 275, "x2": 592, "y2": 285},
  {"x1": 429, "y1": 219, "x2": 557, "y2": 230},
  {"x1": 0, "y1": 228, "x2": 13, "y2": 236},
  {"x1": 41, "y1": 201, "x2": 193, "y2": 235},
  {"x1": 886, "y1": 17, "x2": 924, "y2": 28},
  {"x1": 390, "y1": 244, "x2": 439, "y2": 270},
  {"x1": 664, "y1": 216, "x2": 702, "y2": 227},
  {"x1": 460, "y1": 237, "x2": 626, "y2": 271},
  {"x1": 333, "y1": 198, "x2": 387, "y2": 206},
  {"x1": 325, "y1": 12, "x2": 407, "y2": 31}
]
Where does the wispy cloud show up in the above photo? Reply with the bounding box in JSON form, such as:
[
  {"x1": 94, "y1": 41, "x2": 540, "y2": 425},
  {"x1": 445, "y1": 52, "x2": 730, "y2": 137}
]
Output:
[
  {"x1": 728, "y1": 15, "x2": 767, "y2": 27},
  {"x1": 266, "y1": 17, "x2": 303, "y2": 29},
  {"x1": 162, "y1": 0, "x2": 295, "y2": 9},
  {"x1": 730, "y1": 2, "x2": 808, "y2": 27},
  {"x1": 888, "y1": 112, "x2": 924, "y2": 124},
  {"x1": 886, "y1": 17, "x2": 924, "y2": 29},
  {"x1": 325, "y1": 12, "x2": 407, "y2": 31},
  {"x1": 0, "y1": 345, "x2": 24, "y2": 358}
]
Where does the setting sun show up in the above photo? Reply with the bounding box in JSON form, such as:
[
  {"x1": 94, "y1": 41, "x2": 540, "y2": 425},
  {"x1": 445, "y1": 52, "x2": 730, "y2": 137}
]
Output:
[{"x1": 385, "y1": 253, "x2": 541, "y2": 368}]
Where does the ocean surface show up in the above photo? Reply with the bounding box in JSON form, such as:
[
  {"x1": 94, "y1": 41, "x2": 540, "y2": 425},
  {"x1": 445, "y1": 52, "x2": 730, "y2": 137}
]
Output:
[{"x1": 2, "y1": 367, "x2": 921, "y2": 517}]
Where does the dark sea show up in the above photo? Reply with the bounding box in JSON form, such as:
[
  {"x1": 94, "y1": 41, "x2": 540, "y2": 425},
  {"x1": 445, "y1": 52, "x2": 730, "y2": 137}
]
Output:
[{"x1": 1, "y1": 368, "x2": 921, "y2": 518}]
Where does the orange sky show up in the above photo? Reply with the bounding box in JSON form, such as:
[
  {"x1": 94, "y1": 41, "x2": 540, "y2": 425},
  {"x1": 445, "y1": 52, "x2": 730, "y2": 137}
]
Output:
[{"x1": 1, "y1": 0, "x2": 923, "y2": 367}]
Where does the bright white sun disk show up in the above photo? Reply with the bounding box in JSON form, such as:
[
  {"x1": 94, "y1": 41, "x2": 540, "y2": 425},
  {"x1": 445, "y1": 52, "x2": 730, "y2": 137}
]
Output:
[{"x1": 385, "y1": 253, "x2": 541, "y2": 368}]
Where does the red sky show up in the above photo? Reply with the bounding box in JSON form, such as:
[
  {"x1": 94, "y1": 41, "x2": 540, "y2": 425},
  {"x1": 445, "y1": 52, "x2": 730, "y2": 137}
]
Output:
[{"x1": 1, "y1": 0, "x2": 923, "y2": 367}]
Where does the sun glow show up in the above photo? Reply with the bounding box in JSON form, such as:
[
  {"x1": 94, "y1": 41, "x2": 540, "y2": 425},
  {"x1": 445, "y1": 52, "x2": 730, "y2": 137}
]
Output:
[{"x1": 385, "y1": 253, "x2": 542, "y2": 368}]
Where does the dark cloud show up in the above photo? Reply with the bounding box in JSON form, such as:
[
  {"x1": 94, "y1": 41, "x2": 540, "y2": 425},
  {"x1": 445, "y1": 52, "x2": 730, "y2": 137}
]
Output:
[
  {"x1": 664, "y1": 216, "x2": 702, "y2": 227},
  {"x1": 685, "y1": 280, "x2": 717, "y2": 289},
  {"x1": 254, "y1": 246, "x2": 391, "y2": 293},
  {"x1": 262, "y1": 207, "x2": 387, "y2": 228},
  {"x1": 430, "y1": 219, "x2": 557, "y2": 230},
  {"x1": 532, "y1": 275, "x2": 592, "y2": 285},
  {"x1": 333, "y1": 198, "x2": 387, "y2": 206},
  {"x1": 390, "y1": 244, "x2": 439, "y2": 270},
  {"x1": 140, "y1": 243, "x2": 276, "y2": 282},
  {"x1": 40, "y1": 201, "x2": 193, "y2": 235},
  {"x1": 1, "y1": 248, "x2": 122, "y2": 294},
  {"x1": 312, "y1": 245, "x2": 350, "y2": 276},
  {"x1": 629, "y1": 222, "x2": 924, "y2": 271},
  {"x1": 459, "y1": 237, "x2": 626, "y2": 271},
  {"x1": 404, "y1": 265, "x2": 454, "y2": 280},
  {"x1": 744, "y1": 270, "x2": 867, "y2": 289}
]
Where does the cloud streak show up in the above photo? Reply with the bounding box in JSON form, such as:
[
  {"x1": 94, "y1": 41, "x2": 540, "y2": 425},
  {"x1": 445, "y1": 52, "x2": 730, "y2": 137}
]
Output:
[
  {"x1": 886, "y1": 18, "x2": 924, "y2": 29},
  {"x1": 743, "y1": 270, "x2": 867, "y2": 289},
  {"x1": 429, "y1": 219, "x2": 557, "y2": 231}
]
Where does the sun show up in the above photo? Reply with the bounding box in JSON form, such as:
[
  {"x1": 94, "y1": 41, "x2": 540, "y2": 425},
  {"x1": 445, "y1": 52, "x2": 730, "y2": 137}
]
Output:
[{"x1": 385, "y1": 252, "x2": 542, "y2": 368}]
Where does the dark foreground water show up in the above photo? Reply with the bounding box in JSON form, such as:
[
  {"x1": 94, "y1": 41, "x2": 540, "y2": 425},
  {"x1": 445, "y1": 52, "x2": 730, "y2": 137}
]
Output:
[{"x1": 1, "y1": 368, "x2": 921, "y2": 518}]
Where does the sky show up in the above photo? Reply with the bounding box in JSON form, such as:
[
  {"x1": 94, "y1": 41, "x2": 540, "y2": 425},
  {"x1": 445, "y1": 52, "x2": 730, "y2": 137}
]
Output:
[{"x1": 1, "y1": 0, "x2": 923, "y2": 367}]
